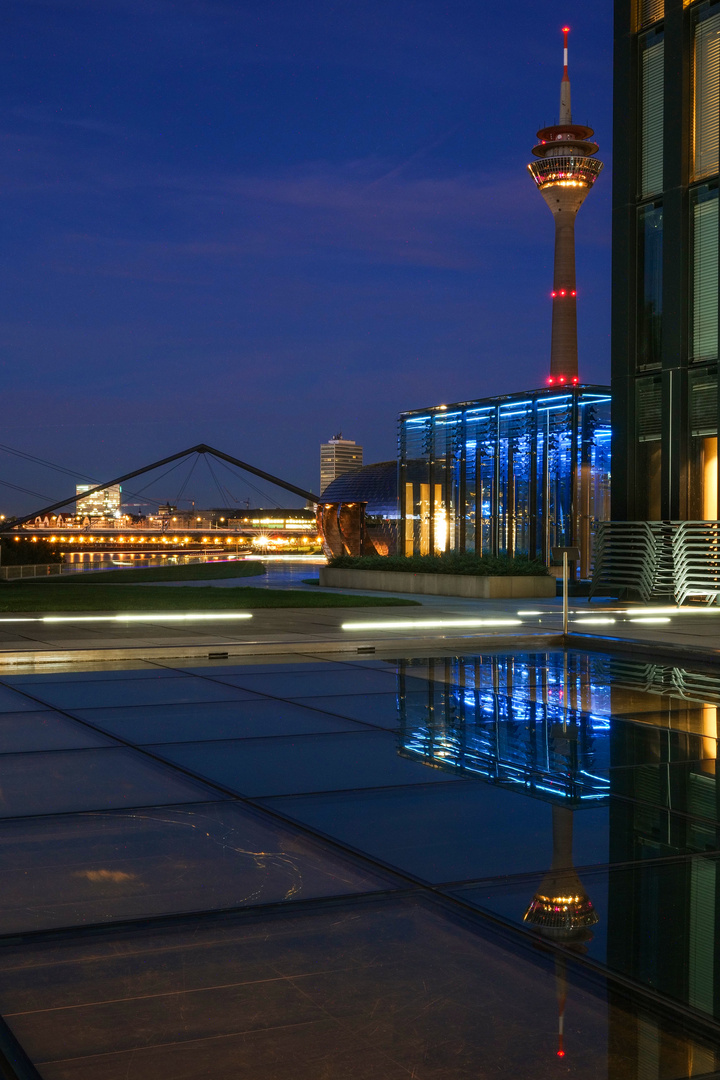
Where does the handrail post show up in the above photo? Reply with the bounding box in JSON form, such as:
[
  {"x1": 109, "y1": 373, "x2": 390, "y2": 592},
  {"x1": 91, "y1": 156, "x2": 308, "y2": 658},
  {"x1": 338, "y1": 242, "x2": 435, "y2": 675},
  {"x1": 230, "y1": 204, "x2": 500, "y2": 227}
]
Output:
[{"x1": 562, "y1": 551, "x2": 569, "y2": 637}]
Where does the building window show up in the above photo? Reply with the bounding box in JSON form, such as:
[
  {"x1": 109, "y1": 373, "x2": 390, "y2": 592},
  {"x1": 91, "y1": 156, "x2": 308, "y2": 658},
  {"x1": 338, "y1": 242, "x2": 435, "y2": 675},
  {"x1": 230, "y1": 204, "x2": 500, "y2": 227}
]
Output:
[
  {"x1": 637, "y1": 204, "x2": 664, "y2": 366},
  {"x1": 689, "y1": 368, "x2": 719, "y2": 517},
  {"x1": 635, "y1": 377, "x2": 662, "y2": 518},
  {"x1": 693, "y1": 5, "x2": 720, "y2": 180},
  {"x1": 691, "y1": 183, "x2": 719, "y2": 362},
  {"x1": 637, "y1": 0, "x2": 664, "y2": 28},
  {"x1": 640, "y1": 30, "x2": 664, "y2": 197}
]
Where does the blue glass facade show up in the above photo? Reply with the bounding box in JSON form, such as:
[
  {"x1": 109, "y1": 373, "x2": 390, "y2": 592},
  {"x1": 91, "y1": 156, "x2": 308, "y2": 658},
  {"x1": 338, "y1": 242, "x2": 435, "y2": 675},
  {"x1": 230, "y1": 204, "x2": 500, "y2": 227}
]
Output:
[
  {"x1": 397, "y1": 652, "x2": 611, "y2": 808},
  {"x1": 398, "y1": 385, "x2": 611, "y2": 575}
]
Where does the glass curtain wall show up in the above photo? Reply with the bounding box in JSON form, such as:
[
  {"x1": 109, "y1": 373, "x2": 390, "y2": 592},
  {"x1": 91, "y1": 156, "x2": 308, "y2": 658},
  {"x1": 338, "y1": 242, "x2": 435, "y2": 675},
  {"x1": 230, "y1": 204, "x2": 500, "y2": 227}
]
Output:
[{"x1": 399, "y1": 387, "x2": 611, "y2": 575}]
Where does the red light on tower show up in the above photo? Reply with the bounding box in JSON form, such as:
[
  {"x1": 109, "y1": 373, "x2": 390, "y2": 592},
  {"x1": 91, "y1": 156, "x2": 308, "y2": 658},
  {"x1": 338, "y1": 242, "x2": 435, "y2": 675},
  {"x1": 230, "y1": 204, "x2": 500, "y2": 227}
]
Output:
[{"x1": 547, "y1": 377, "x2": 554, "y2": 385}]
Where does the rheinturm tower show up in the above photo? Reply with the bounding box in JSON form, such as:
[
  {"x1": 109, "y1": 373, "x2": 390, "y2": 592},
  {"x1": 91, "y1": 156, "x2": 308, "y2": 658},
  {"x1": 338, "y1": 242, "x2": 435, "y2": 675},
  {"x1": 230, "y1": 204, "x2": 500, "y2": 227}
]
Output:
[{"x1": 528, "y1": 28, "x2": 603, "y2": 385}]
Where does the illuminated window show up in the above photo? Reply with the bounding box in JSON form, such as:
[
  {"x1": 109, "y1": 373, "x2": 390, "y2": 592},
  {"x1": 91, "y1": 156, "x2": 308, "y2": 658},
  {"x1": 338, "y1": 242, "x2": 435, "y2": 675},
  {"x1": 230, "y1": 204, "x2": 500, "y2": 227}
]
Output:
[
  {"x1": 637, "y1": 0, "x2": 663, "y2": 28},
  {"x1": 693, "y1": 6, "x2": 720, "y2": 180},
  {"x1": 639, "y1": 30, "x2": 664, "y2": 197},
  {"x1": 689, "y1": 369, "x2": 719, "y2": 517}
]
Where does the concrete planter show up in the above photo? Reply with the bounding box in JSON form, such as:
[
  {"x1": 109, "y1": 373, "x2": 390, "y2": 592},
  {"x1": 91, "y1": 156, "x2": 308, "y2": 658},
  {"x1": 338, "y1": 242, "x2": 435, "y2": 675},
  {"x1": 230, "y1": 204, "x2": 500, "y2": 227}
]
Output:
[{"x1": 319, "y1": 567, "x2": 556, "y2": 599}]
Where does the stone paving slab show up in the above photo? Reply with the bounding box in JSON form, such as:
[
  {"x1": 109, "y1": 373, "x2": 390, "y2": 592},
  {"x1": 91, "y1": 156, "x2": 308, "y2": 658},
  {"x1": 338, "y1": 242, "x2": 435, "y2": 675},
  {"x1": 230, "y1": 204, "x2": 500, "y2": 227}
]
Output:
[{"x1": 0, "y1": 586, "x2": 719, "y2": 665}]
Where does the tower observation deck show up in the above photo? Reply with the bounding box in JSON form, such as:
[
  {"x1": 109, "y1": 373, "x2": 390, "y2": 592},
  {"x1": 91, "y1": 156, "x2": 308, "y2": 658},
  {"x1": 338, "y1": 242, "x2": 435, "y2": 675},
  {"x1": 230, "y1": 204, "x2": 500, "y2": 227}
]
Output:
[{"x1": 528, "y1": 28, "x2": 603, "y2": 385}]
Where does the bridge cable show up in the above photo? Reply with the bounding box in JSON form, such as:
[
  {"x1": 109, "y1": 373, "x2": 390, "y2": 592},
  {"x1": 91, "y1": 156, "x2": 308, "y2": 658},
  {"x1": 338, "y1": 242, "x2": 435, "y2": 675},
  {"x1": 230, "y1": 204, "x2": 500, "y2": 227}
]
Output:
[
  {"x1": 173, "y1": 454, "x2": 200, "y2": 506},
  {"x1": 204, "y1": 456, "x2": 231, "y2": 508},
  {"x1": 0, "y1": 479, "x2": 53, "y2": 501},
  {"x1": 211, "y1": 454, "x2": 283, "y2": 509}
]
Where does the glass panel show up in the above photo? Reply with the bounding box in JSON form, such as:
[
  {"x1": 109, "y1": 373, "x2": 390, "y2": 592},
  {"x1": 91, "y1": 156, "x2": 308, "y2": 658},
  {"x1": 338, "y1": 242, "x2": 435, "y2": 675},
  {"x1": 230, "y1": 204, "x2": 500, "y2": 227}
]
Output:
[
  {"x1": 399, "y1": 392, "x2": 609, "y2": 563},
  {"x1": 152, "y1": 731, "x2": 461, "y2": 798},
  {"x1": 76, "y1": 699, "x2": 366, "y2": 743},
  {"x1": 0, "y1": 685, "x2": 53, "y2": 713},
  {"x1": 1, "y1": 899, "x2": 706, "y2": 1079},
  {"x1": 452, "y1": 854, "x2": 720, "y2": 1021},
  {"x1": 293, "y1": 690, "x2": 431, "y2": 729},
  {"x1": 611, "y1": 759, "x2": 720, "y2": 813},
  {"x1": 2, "y1": 665, "x2": 182, "y2": 685},
  {"x1": 263, "y1": 785, "x2": 612, "y2": 883},
  {"x1": 212, "y1": 668, "x2": 425, "y2": 698},
  {"x1": 26, "y1": 675, "x2": 261, "y2": 710},
  {"x1": 0, "y1": 711, "x2": 114, "y2": 752},
  {"x1": 0, "y1": 747, "x2": 213, "y2": 818},
  {"x1": 692, "y1": 183, "x2": 719, "y2": 362},
  {"x1": 177, "y1": 660, "x2": 341, "y2": 675},
  {"x1": 398, "y1": 414, "x2": 431, "y2": 556},
  {"x1": 295, "y1": 783, "x2": 720, "y2": 872},
  {"x1": 689, "y1": 369, "x2": 719, "y2": 517},
  {"x1": 637, "y1": 204, "x2": 663, "y2": 366},
  {"x1": 0, "y1": 802, "x2": 391, "y2": 934},
  {"x1": 639, "y1": 31, "x2": 664, "y2": 197},
  {"x1": 693, "y1": 6, "x2": 720, "y2": 180}
]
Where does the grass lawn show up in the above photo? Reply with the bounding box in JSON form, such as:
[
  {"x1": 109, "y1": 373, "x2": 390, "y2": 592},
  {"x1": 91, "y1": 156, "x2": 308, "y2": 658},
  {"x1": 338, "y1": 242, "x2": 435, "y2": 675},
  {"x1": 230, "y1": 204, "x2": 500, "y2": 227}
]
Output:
[
  {"x1": 0, "y1": 584, "x2": 420, "y2": 612},
  {"x1": 43, "y1": 561, "x2": 265, "y2": 584}
]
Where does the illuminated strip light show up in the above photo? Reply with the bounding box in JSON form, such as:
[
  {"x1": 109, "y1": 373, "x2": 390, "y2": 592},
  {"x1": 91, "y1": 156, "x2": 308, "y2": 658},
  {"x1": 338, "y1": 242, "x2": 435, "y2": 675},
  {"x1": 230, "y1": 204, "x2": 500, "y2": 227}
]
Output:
[
  {"x1": 0, "y1": 613, "x2": 254, "y2": 624},
  {"x1": 618, "y1": 606, "x2": 717, "y2": 615},
  {"x1": 628, "y1": 617, "x2": 671, "y2": 624},
  {"x1": 341, "y1": 618, "x2": 523, "y2": 631},
  {"x1": 517, "y1": 610, "x2": 544, "y2": 615},
  {"x1": 571, "y1": 617, "x2": 616, "y2": 625}
]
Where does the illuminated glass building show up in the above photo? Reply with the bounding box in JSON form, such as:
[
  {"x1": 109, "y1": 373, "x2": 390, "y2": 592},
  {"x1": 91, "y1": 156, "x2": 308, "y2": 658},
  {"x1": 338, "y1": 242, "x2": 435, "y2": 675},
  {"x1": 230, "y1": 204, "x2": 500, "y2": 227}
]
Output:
[
  {"x1": 613, "y1": 0, "x2": 720, "y2": 521},
  {"x1": 398, "y1": 385, "x2": 611, "y2": 576},
  {"x1": 75, "y1": 483, "x2": 122, "y2": 518}
]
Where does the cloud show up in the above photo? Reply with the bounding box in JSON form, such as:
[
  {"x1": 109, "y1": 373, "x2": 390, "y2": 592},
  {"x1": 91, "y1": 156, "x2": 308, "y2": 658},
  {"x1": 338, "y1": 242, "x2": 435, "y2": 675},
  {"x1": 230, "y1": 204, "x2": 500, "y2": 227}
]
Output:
[{"x1": 3, "y1": 145, "x2": 557, "y2": 278}]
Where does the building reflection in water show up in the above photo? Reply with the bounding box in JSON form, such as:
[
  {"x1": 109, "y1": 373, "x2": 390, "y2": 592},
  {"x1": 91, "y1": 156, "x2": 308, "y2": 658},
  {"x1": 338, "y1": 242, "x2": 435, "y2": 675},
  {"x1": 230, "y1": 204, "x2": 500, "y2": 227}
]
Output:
[{"x1": 395, "y1": 652, "x2": 720, "y2": 1076}]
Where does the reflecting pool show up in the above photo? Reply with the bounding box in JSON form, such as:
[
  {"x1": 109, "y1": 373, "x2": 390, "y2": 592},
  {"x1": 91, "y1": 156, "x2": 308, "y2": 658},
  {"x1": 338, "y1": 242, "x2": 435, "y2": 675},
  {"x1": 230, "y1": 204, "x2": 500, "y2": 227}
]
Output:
[{"x1": 0, "y1": 650, "x2": 717, "y2": 1078}]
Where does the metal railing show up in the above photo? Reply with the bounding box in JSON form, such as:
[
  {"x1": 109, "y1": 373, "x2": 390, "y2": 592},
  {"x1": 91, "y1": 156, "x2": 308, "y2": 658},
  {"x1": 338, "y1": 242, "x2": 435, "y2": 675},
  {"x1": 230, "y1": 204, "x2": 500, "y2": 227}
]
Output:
[
  {"x1": 0, "y1": 563, "x2": 64, "y2": 581},
  {"x1": 591, "y1": 520, "x2": 720, "y2": 604}
]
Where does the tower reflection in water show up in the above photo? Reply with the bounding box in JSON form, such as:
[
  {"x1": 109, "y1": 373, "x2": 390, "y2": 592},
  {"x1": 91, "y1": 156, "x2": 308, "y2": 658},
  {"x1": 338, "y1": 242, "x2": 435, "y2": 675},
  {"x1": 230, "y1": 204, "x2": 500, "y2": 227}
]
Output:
[{"x1": 396, "y1": 652, "x2": 720, "y2": 1075}]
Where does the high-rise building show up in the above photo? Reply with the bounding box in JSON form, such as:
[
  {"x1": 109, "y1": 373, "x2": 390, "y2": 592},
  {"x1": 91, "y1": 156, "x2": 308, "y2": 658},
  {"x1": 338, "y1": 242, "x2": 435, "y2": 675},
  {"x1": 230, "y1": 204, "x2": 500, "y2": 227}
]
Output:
[
  {"x1": 528, "y1": 28, "x2": 603, "y2": 385},
  {"x1": 612, "y1": 0, "x2": 720, "y2": 522},
  {"x1": 75, "y1": 484, "x2": 122, "y2": 518},
  {"x1": 320, "y1": 434, "x2": 363, "y2": 494}
]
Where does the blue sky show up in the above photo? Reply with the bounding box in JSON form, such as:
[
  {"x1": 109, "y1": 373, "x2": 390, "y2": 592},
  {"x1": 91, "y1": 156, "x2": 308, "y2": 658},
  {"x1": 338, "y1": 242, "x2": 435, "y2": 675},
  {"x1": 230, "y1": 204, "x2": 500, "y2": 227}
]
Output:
[{"x1": 2, "y1": 0, "x2": 613, "y2": 510}]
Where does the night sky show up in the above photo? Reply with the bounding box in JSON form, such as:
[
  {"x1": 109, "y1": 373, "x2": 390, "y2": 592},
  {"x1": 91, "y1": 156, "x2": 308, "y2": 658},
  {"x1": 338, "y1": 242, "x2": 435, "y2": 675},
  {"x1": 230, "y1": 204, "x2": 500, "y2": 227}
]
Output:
[{"x1": 3, "y1": 0, "x2": 613, "y2": 512}]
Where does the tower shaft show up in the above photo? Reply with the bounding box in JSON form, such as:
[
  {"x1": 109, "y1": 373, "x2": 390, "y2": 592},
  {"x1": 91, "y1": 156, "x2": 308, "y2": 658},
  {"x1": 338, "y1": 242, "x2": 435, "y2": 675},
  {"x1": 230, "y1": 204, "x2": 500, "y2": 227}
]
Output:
[
  {"x1": 550, "y1": 216, "x2": 578, "y2": 378},
  {"x1": 528, "y1": 28, "x2": 603, "y2": 385}
]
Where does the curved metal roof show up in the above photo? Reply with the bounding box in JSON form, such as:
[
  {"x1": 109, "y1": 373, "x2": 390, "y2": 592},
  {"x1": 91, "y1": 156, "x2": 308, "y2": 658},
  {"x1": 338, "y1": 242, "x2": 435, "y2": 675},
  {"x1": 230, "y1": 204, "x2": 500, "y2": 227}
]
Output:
[{"x1": 321, "y1": 461, "x2": 398, "y2": 515}]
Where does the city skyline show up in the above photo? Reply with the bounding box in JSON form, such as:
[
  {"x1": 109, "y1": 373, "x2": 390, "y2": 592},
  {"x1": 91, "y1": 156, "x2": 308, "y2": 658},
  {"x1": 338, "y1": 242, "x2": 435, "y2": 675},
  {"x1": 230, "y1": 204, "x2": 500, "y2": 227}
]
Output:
[{"x1": 2, "y1": 0, "x2": 612, "y2": 511}]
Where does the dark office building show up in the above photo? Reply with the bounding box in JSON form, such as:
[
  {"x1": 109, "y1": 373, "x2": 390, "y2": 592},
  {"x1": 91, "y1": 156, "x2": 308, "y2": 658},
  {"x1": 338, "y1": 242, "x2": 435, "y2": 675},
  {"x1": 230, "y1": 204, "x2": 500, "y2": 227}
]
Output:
[{"x1": 613, "y1": 0, "x2": 720, "y2": 522}]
